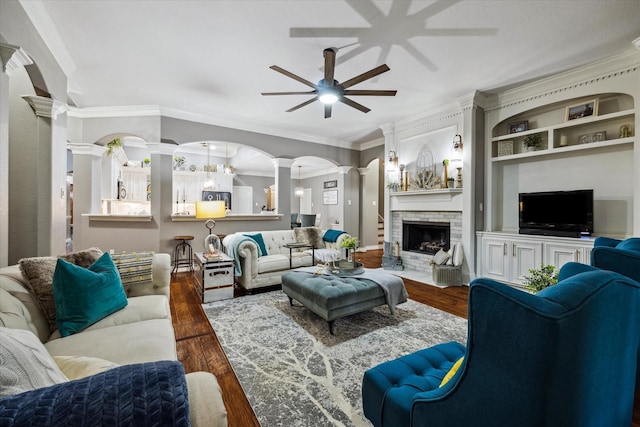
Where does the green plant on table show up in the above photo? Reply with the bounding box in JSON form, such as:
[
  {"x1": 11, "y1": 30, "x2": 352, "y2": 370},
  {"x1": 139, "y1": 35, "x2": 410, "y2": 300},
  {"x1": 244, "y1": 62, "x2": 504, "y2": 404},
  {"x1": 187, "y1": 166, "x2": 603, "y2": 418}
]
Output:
[
  {"x1": 523, "y1": 264, "x2": 558, "y2": 293},
  {"x1": 339, "y1": 236, "x2": 358, "y2": 249}
]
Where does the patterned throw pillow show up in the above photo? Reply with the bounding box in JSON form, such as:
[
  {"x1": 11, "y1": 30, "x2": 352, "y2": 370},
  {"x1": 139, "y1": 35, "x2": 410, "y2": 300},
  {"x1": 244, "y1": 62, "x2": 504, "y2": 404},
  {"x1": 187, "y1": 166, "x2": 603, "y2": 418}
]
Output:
[
  {"x1": 294, "y1": 227, "x2": 325, "y2": 249},
  {"x1": 432, "y1": 249, "x2": 451, "y2": 265},
  {"x1": 0, "y1": 327, "x2": 68, "y2": 397},
  {"x1": 19, "y1": 248, "x2": 103, "y2": 332},
  {"x1": 110, "y1": 251, "x2": 154, "y2": 286}
]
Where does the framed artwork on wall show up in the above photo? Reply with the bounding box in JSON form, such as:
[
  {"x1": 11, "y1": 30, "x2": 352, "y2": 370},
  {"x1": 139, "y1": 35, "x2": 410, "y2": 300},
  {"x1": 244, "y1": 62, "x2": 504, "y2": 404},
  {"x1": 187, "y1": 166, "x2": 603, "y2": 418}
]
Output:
[
  {"x1": 324, "y1": 180, "x2": 338, "y2": 189},
  {"x1": 323, "y1": 189, "x2": 338, "y2": 205}
]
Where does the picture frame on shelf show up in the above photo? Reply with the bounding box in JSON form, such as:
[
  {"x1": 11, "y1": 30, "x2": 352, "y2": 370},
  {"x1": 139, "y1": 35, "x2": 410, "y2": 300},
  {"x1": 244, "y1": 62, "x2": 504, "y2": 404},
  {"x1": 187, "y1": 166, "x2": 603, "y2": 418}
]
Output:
[
  {"x1": 497, "y1": 140, "x2": 514, "y2": 156},
  {"x1": 508, "y1": 120, "x2": 528, "y2": 134},
  {"x1": 323, "y1": 180, "x2": 337, "y2": 189},
  {"x1": 565, "y1": 99, "x2": 598, "y2": 121},
  {"x1": 578, "y1": 131, "x2": 606, "y2": 144},
  {"x1": 323, "y1": 189, "x2": 338, "y2": 205}
]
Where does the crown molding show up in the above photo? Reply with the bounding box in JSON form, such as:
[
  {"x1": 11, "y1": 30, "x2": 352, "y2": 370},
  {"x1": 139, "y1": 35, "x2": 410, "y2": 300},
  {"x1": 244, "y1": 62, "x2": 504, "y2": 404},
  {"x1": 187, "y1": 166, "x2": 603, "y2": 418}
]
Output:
[
  {"x1": 18, "y1": 0, "x2": 76, "y2": 75},
  {"x1": 484, "y1": 50, "x2": 640, "y2": 112},
  {"x1": 68, "y1": 105, "x2": 161, "y2": 118},
  {"x1": 160, "y1": 107, "x2": 353, "y2": 149}
]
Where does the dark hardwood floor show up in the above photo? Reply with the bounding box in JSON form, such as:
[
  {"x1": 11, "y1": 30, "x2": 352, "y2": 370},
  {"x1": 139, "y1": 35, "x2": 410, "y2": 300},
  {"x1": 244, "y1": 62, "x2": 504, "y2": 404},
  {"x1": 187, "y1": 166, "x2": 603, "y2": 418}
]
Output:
[{"x1": 170, "y1": 249, "x2": 640, "y2": 426}]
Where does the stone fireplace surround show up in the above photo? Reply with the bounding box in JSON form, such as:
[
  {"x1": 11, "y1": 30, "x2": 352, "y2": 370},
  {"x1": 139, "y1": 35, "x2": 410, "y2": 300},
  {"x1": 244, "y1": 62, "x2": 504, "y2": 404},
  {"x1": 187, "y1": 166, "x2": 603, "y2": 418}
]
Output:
[{"x1": 391, "y1": 211, "x2": 462, "y2": 274}]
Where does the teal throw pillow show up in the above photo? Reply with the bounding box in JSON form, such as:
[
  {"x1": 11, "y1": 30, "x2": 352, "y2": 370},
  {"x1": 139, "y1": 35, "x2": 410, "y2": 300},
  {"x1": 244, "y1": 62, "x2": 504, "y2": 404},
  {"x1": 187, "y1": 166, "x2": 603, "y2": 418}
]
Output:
[
  {"x1": 244, "y1": 233, "x2": 268, "y2": 256},
  {"x1": 53, "y1": 252, "x2": 128, "y2": 337}
]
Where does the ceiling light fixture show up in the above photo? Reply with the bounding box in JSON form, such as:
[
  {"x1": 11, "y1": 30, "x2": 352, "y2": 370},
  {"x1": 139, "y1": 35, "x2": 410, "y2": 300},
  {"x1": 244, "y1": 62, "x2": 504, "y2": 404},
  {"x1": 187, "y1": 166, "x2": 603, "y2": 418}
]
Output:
[
  {"x1": 295, "y1": 165, "x2": 304, "y2": 198},
  {"x1": 318, "y1": 87, "x2": 339, "y2": 104}
]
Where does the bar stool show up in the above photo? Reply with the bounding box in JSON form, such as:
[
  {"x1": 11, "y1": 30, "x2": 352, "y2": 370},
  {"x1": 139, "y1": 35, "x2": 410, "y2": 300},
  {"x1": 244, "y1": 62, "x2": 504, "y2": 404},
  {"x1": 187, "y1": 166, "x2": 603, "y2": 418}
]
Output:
[{"x1": 172, "y1": 235, "x2": 194, "y2": 275}]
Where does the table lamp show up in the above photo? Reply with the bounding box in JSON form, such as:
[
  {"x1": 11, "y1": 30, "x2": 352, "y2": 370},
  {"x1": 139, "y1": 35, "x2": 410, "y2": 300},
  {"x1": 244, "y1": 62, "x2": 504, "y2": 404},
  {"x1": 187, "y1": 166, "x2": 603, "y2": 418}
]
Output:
[{"x1": 195, "y1": 200, "x2": 226, "y2": 256}]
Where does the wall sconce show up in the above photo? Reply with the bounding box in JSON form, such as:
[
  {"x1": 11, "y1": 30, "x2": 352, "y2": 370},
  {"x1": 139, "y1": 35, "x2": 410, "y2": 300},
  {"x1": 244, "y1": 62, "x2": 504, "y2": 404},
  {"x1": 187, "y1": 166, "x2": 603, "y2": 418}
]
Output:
[{"x1": 388, "y1": 150, "x2": 398, "y2": 169}]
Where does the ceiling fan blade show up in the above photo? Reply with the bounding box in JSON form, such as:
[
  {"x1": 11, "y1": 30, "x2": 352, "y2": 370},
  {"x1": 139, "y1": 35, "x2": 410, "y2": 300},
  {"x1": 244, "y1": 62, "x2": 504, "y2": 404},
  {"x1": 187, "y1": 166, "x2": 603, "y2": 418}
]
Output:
[
  {"x1": 343, "y1": 90, "x2": 397, "y2": 96},
  {"x1": 286, "y1": 97, "x2": 318, "y2": 112},
  {"x1": 269, "y1": 65, "x2": 317, "y2": 89},
  {"x1": 324, "y1": 104, "x2": 332, "y2": 119},
  {"x1": 261, "y1": 91, "x2": 317, "y2": 96},
  {"x1": 340, "y1": 97, "x2": 370, "y2": 114},
  {"x1": 323, "y1": 48, "x2": 336, "y2": 86},
  {"x1": 341, "y1": 64, "x2": 390, "y2": 89}
]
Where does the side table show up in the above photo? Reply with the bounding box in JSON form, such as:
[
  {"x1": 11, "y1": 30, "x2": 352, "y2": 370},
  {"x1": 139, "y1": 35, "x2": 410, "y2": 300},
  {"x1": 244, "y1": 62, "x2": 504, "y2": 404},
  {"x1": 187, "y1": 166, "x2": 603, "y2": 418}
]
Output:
[
  {"x1": 193, "y1": 252, "x2": 234, "y2": 303},
  {"x1": 283, "y1": 242, "x2": 315, "y2": 269}
]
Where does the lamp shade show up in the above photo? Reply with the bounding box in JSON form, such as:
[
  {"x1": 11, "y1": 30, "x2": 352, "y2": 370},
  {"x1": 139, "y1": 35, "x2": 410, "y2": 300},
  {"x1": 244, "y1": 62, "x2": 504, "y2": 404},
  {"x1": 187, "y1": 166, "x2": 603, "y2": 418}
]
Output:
[{"x1": 195, "y1": 201, "x2": 226, "y2": 219}]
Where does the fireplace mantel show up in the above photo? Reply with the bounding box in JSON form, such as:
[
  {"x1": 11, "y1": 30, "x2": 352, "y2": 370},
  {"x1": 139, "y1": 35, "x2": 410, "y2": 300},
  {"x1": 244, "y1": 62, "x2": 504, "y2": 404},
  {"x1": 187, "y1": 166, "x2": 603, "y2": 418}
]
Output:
[{"x1": 390, "y1": 188, "x2": 463, "y2": 212}]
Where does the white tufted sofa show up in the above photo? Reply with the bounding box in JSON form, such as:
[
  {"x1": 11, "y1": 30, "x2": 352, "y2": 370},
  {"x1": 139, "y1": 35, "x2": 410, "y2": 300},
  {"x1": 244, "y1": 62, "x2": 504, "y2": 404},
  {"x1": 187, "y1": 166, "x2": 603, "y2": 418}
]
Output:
[{"x1": 222, "y1": 228, "x2": 350, "y2": 291}]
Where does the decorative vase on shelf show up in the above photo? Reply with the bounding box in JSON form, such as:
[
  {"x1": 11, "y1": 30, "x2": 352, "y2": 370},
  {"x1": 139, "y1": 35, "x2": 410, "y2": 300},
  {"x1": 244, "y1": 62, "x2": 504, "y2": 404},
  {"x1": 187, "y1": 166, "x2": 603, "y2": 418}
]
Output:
[{"x1": 526, "y1": 146, "x2": 536, "y2": 152}]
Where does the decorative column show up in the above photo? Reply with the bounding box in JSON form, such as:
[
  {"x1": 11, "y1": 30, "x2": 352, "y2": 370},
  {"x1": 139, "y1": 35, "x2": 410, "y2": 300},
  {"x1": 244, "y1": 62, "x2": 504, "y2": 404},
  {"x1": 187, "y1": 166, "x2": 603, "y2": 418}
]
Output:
[
  {"x1": 272, "y1": 158, "x2": 293, "y2": 219},
  {"x1": 0, "y1": 43, "x2": 32, "y2": 266}
]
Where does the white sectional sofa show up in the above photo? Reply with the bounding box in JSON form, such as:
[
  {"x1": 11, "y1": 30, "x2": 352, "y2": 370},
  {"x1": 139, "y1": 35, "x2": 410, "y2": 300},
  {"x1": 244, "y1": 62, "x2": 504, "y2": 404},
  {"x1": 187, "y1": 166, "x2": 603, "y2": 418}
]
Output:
[
  {"x1": 223, "y1": 227, "x2": 351, "y2": 291},
  {"x1": 0, "y1": 250, "x2": 227, "y2": 426}
]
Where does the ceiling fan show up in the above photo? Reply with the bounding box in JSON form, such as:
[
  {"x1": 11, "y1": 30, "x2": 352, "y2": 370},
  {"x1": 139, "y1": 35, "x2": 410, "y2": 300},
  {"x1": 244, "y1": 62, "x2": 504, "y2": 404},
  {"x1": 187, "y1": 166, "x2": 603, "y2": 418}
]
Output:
[{"x1": 261, "y1": 48, "x2": 397, "y2": 118}]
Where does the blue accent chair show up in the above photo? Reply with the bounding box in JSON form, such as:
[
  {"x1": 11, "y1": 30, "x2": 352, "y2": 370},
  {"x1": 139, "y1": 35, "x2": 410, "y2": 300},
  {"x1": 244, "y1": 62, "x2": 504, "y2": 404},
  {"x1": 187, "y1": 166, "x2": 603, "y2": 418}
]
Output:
[
  {"x1": 362, "y1": 263, "x2": 640, "y2": 427},
  {"x1": 300, "y1": 213, "x2": 316, "y2": 227},
  {"x1": 591, "y1": 236, "x2": 640, "y2": 283}
]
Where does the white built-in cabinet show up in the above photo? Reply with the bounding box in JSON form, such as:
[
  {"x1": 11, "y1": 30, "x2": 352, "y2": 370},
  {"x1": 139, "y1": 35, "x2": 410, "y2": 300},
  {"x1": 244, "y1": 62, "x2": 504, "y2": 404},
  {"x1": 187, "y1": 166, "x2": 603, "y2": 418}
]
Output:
[
  {"x1": 477, "y1": 232, "x2": 594, "y2": 287},
  {"x1": 121, "y1": 166, "x2": 150, "y2": 202}
]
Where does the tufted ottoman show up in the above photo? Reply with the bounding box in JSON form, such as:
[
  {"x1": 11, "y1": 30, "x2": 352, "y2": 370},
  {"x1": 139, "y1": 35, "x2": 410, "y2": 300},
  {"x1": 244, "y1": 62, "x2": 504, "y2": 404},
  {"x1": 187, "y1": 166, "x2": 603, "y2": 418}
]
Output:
[
  {"x1": 281, "y1": 270, "x2": 388, "y2": 334},
  {"x1": 362, "y1": 341, "x2": 466, "y2": 427}
]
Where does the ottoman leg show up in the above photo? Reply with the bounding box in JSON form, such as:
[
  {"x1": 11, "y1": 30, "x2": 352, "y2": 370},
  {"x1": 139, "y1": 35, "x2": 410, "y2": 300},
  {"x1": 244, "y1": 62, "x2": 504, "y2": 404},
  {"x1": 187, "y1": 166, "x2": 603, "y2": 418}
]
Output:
[
  {"x1": 328, "y1": 320, "x2": 335, "y2": 335},
  {"x1": 288, "y1": 296, "x2": 294, "y2": 306}
]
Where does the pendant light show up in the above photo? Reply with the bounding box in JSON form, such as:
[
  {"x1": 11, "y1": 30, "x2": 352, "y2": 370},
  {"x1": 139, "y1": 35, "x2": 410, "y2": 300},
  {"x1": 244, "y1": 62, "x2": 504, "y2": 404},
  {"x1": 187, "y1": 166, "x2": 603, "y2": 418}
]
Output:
[
  {"x1": 203, "y1": 143, "x2": 215, "y2": 190},
  {"x1": 224, "y1": 144, "x2": 234, "y2": 175},
  {"x1": 295, "y1": 165, "x2": 304, "y2": 198}
]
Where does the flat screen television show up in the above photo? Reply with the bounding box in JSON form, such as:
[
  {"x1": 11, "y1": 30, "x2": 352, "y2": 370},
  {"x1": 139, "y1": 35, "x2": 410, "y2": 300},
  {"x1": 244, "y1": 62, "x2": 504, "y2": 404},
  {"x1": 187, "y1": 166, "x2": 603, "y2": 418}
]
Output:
[{"x1": 519, "y1": 189, "x2": 594, "y2": 238}]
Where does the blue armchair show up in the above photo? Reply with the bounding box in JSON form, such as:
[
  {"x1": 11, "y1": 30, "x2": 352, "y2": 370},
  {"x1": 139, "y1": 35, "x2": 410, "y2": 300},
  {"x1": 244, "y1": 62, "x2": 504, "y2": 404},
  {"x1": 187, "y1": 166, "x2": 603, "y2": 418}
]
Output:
[
  {"x1": 590, "y1": 236, "x2": 640, "y2": 282},
  {"x1": 362, "y1": 263, "x2": 640, "y2": 427}
]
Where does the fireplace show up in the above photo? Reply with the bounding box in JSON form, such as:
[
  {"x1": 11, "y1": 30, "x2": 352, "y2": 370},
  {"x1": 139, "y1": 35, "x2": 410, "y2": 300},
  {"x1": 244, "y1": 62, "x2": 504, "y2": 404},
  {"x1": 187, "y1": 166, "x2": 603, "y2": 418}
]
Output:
[{"x1": 402, "y1": 221, "x2": 450, "y2": 255}]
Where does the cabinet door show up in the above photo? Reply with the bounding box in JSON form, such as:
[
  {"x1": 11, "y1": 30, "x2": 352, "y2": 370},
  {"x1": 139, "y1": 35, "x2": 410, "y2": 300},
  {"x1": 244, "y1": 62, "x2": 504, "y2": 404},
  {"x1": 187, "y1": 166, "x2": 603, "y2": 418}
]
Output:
[
  {"x1": 545, "y1": 243, "x2": 582, "y2": 269},
  {"x1": 510, "y1": 241, "x2": 542, "y2": 285},
  {"x1": 482, "y1": 238, "x2": 509, "y2": 282}
]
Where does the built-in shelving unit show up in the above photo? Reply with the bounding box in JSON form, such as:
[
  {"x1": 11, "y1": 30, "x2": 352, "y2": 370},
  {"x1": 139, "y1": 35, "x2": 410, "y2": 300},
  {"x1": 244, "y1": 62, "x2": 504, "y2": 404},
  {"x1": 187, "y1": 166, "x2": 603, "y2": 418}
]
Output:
[
  {"x1": 480, "y1": 87, "x2": 637, "y2": 285},
  {"x1": 491, "y1": 108, "x2": 635, "y2": 162}
]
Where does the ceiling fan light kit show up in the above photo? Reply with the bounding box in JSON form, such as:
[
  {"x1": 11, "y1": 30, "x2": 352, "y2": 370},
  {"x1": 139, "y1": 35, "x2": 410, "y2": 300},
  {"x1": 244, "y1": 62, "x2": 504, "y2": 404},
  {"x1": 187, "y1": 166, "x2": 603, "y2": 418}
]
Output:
[{"x1": 262, "y1": 48, "x2": 396, "y2": 118}]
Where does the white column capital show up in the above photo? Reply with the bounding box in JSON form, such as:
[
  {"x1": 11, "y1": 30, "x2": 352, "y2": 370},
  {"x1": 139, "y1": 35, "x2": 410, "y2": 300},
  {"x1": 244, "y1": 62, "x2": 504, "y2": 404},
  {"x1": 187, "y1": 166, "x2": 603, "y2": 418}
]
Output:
[
  {"x1": 22, "y1": 96, "x2": 68, "y2": 119},
  {"x1": 357, "y1": 167, "x2": 369, "y2": 176},
  {"x1": 67, "y1": 143, "x2": 106, "y2": 157},
  {"x1": 0, "y1": 43, "x2": 32, "y2": 74},
  {"x1": 337, "y1": 166, "x2": 352, "y2": 175},
  {"x1": 272, "y1": 158, "x2": 295, "y2": 168}
]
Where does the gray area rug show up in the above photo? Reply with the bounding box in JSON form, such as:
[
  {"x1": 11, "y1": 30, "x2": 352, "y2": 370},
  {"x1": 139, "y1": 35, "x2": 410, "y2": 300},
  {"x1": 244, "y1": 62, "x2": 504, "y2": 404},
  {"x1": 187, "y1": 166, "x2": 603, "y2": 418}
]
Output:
[{"x1": 203, "y1": 291, "x2": 468, "y2": 427}]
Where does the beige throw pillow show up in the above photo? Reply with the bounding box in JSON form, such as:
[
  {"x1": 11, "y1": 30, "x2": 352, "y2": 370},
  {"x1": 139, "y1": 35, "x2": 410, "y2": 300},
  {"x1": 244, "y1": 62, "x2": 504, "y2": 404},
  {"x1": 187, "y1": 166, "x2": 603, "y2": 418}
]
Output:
[
  {"x1": 432, "y1": 249, "x2": 451, "y2": 265},
  {"x1": 53, "y1": 355, "x2": 120, "y2": 380}
]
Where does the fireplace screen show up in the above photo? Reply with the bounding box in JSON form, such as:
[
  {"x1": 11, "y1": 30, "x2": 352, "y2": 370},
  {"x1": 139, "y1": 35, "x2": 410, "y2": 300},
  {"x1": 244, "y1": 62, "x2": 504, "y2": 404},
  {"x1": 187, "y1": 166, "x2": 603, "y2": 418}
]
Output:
[{"x1": 402, "y1": 221, "x2": 450, "y2": 255}]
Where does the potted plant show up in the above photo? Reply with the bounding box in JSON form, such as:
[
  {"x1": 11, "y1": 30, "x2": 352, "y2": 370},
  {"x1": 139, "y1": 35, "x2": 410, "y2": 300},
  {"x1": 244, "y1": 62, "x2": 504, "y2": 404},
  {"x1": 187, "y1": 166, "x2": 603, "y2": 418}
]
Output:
[
  {"x1": 105, "y1": 138, "x2": 122, "y2": 156},
  {"x1": 173, "y1": 156, "x2": 186, "y2": 170},
  {"x1": 523, "y1": 264, "x2": 558, "y2": 293},
  {"x1": 522, "y1": 133, "x2": 542, "y2": 152},
  {"x1": 339, "y1": 236, "x2": 359, "y2": 266},
  {"x1": 143, "y1": 158, "x2": 151, "y2": 167}
]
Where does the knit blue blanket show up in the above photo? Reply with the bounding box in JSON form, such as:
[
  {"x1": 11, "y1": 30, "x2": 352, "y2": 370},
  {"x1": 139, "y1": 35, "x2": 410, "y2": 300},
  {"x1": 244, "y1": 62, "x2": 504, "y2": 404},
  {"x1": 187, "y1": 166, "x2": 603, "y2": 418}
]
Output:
[
  {"x1": 323, "y1": 229, "x2": 346, "y2": 243},
  {"x1": 0, "y1": 361, "x2": 190, "y2": 426}
]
